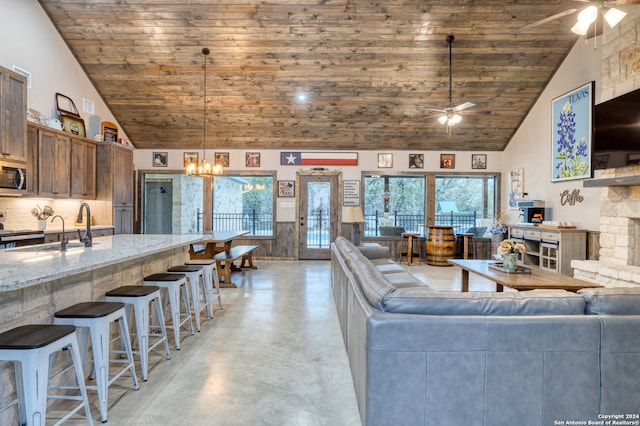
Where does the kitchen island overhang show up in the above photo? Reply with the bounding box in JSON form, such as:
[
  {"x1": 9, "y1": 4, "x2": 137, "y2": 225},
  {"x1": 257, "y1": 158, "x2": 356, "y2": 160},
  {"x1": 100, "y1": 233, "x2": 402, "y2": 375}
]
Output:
[{"x1": 0, "y1": 234, "x2": 205, "y2": 330}]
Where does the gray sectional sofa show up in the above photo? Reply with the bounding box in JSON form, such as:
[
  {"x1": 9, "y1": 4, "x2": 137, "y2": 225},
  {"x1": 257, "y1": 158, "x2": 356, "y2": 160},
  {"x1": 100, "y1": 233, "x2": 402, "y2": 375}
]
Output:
[{"x1": 331, "y1": 236, "x2": 640, "y2": 426}]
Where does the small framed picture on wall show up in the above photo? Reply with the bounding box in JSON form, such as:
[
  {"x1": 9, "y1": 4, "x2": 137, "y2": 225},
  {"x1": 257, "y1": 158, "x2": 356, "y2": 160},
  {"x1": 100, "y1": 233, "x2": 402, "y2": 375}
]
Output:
[
  {"x1": 153, "y1": 152, "x2": 168, "y2": 167},
  {"x1": 409, "y1": 153, "x2": 424, "y2": 169},
  {"x1": 184, "y1": 152, "x2": 198, "y2": 167},
  {"x1": 215, "y1": 152, "x2": 230, "y2": 167},
  {"x1": 440, "y1": 154, "x2": 455, "y2": 169},
  {"x1": 378, "y1": 153, "x2": 393, "y2": 168},
  {"x1": 278, "y1": 180, "x2": 295, "y2": 197},
  {"x1": 246, "y1": 152, "x2": 260, "y2": 167},
  {"x1": 471, "y1": 154, "x2": 487, "y2": 169}
]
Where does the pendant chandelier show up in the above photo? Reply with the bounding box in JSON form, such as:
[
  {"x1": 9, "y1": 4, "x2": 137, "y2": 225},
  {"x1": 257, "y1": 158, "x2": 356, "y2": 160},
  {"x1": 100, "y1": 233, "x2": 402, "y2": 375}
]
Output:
[{"x1": 186, "y1": 47, "x2": 222, "y2": 177}]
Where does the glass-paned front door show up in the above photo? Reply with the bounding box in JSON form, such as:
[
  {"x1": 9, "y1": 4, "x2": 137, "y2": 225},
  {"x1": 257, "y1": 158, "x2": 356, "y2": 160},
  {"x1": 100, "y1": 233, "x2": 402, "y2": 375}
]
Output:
[{"x1": 298, "y1": 173, "x2": 338, "y2": 259}]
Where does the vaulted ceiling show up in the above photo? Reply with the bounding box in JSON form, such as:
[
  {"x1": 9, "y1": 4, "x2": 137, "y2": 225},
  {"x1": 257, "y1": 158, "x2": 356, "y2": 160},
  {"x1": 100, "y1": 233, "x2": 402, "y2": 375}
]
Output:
[{"x1": 37, "y1": 1, "x2": 622, "y2": 151}]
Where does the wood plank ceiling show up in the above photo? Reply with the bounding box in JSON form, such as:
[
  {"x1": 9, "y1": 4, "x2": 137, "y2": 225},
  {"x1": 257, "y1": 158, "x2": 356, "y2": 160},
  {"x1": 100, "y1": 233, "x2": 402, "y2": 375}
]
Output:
[{"x1": 37, "y1": 0, "x2": 601, "y2": 151}]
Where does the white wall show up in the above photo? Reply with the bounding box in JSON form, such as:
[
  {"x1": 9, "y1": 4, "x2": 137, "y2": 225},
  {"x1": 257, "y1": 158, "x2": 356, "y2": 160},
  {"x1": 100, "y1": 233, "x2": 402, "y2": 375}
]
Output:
[
  {"x1": 502, "y1": 39, "x2": 603, "y2": 230},
  {"x1": 133, "y1": 149, "x2": 504, "y2": 222},
  {"x1": 0, "y1": 0, "x2": 125, "y2": 140}
]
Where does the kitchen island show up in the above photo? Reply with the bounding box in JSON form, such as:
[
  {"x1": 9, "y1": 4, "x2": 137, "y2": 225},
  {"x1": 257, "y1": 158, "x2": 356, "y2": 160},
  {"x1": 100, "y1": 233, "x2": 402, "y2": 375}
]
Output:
[{"x1": 0, "y1": 234, "x2": 204, "y2": 332}]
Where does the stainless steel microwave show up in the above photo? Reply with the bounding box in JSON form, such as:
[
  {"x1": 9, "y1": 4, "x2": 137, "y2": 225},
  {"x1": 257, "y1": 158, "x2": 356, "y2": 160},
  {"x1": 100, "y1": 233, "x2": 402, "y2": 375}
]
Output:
[{"x1": 0, "y1": 164, "x2": 27, "y2": 191}]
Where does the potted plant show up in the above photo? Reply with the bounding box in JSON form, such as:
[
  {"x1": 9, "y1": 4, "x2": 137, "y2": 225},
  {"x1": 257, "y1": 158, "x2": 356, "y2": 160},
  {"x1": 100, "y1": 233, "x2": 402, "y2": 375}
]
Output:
[
  {"x1": 497, "y1": 239, "x2": 526, "y2": 271},
  {"x1": 489, "y1": 214, "x2": 508, "y2": 257}
]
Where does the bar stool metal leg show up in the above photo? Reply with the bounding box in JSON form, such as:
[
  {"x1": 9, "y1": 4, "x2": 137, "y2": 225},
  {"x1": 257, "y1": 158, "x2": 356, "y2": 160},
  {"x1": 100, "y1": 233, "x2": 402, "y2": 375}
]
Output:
[
  {"x1": 54, "y1": 302, "x2": 140, "y2": 423},
  {"x1": 167, "y1": 265, "x2": 210, "y2": 331},
  {"x1": 186, "y1": 259, "x2": 223, "y2": 315},
  {"x1": 105, "y1": 285, "x2": 171, "y2": 382},
  {"x1": 143, "y1": 273, "x2": 193, "y2": 350},
  {"x1": 0, "y1": 325, "x2": 94, "y2": 426}
]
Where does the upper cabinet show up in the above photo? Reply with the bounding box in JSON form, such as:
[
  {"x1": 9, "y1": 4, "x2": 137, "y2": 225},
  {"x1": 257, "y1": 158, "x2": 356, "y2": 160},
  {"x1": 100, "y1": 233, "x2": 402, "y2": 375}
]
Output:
[
  {"x1": 0, "y1": 66, "x2": 27, "y2": 164},
  {"x1": 96, "y1": 143, "x2": 134, "y2": 233},
  {"x1": 37, "y1": 128, "x2": 70, "y2": 198},
  {"x1": 30, "y1": 123, "x2": 97, "y2": 199},
  {"x1": 70, "y1": 138, "x2": 96, "y2": 199}
]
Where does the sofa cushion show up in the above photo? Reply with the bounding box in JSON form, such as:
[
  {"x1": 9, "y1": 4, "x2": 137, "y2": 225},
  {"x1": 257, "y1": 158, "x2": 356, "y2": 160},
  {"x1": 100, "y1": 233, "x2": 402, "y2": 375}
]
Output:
[
  {"x1": 370, "y1": 258, "x2": 396, "y2": 266},
  {"x1": 382, "y1": 288, "x2": 586, "y2": 316},
  {"x1": 578, "y1": 287, "x2": 640, "y2": 315},
  {"x1": 382, "y1": 272, "x2": 428, "y2": 289},
  {"x1": 335, "y1": 237, "x2": 396, "y2": 309},
  {"x1": 357, "y1": 244, "x2": 390, "y2": 259},
  {"x1": 375, "y1": 263, "x2": 407, "y2": 274}
]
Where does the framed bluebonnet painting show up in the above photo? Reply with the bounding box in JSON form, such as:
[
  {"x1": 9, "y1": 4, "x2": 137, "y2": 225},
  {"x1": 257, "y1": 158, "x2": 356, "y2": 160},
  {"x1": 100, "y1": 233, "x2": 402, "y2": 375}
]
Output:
[{"x1": 551, "y1": 82, "x2": 594, "y2": 182}]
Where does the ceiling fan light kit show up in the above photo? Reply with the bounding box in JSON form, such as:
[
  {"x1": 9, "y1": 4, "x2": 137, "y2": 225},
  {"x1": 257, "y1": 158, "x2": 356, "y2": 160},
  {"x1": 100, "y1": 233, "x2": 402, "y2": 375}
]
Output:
[
  {"x1": 569, "y1": 4, "x2": 627, "y2": 35},
  {"x1": 512, "y1": 1, "x2": 633, "y2": 36},
  {"x1": 603, "y1": 7, "x2": 627, "y2": 27},
  {"x1": 430, "y1": 34, "x2": 479, "y2": 134}
]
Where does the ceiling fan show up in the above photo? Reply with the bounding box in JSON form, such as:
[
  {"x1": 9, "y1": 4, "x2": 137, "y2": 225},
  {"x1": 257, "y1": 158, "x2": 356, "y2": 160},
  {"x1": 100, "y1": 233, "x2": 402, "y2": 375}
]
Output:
[
  {"x1": 510, "y1": 0, "x2": 639, "y2": 35},
  {"x1": 423, "y1": 35, "x2": 490, "y2": 134}
]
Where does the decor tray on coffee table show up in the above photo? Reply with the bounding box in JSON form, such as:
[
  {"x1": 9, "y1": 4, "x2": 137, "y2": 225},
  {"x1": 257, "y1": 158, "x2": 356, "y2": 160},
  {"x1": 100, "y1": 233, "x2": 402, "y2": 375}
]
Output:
[{"x1": 488, "y1": 262, "x2": 531, "y2": 274}]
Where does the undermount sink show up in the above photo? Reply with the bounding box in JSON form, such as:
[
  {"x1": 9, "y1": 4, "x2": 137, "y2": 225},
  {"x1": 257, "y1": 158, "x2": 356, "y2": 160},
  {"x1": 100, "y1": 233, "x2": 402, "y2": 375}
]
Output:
[{"x1": 9, "y1": 242, "x2": 98, "y2": 252}]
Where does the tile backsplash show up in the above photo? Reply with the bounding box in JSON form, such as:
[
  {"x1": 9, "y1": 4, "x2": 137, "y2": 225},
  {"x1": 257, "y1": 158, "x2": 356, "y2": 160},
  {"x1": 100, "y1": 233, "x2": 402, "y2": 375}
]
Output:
[{"x1": 0, "y1": 198, "x2": 111, "y2": 231}]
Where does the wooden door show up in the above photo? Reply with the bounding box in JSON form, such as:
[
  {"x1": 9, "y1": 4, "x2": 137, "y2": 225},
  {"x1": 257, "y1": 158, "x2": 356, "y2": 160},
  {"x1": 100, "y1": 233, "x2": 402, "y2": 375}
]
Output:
[{"x1": 298, "y1": 172, "x2": 339, "y2": 260}]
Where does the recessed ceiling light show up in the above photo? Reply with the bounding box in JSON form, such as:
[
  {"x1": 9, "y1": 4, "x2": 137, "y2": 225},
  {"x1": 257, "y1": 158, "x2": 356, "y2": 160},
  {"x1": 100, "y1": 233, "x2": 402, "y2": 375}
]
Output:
[{"x1": 296, "y1": 92, "x2": 308, "y2": 103}]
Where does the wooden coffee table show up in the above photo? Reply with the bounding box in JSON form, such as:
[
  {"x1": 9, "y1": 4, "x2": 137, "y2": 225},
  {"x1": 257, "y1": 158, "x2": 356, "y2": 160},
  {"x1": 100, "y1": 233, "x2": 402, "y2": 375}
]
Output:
[{"x1": 447, "y1": 259, "x2": 602, "y2": 292}]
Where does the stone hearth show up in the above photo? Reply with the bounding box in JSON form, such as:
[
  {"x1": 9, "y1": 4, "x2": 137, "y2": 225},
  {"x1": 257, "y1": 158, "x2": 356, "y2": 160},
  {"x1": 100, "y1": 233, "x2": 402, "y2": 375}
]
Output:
[{"x1": 573, "y1": 166, "x2": 640, "y2": 287}]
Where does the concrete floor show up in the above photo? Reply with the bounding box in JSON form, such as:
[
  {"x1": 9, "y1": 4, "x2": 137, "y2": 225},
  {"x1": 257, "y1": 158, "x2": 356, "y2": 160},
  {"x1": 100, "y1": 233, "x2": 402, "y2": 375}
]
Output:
[{"x1": 58, "y1": 259, "x2": 496, "y2": 425}]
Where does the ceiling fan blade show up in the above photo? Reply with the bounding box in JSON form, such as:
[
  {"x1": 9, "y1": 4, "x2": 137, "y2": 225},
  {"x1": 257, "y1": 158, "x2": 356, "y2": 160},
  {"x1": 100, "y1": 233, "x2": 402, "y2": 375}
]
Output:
[
  {"x1": 510, "y1": 8, "x2": 579, "y2": 34},
  {"x1": 462, "y1": 109, "x2": 492, "y2": 116},
  {"x1": 454, "y1": 102, "x2": 475, "y2": 111},
  {"x1": 423, "y1": 108, "x2": 446, "y2": 114},
  {"x1": 606, "y1": 0, "x2": 640, "y2": 4}
]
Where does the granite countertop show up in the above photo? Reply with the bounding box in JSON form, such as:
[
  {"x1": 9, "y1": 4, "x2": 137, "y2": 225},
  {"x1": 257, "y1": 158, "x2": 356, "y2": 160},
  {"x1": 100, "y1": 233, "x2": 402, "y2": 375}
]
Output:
[
  {"x1": 43, "y1": 225, "x2": 115, "y2": 233},
  {"x1": 0, "y1": 234, "x2": 204, "y2": 292}
]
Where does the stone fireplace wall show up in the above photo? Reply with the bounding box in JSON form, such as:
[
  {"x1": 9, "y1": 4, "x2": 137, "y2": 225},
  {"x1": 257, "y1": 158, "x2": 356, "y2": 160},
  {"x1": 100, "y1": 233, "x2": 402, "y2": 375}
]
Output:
[
  {"x1": 573, "y1": 167, "x2": 640, "y2": 287},
  {"x1": 571, "y1": 12, "x2": 640, "y2": 287}
]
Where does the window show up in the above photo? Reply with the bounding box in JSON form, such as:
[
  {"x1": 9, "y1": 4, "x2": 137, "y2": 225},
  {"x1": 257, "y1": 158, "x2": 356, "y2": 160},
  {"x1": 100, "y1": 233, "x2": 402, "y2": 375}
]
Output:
[
  {"x1": 212, "y1": 173, "x2": 275, "y2": 237},
  {"x1": 434, "y1": 175, "x2": 497, "y2": 234},
  {"x1": 362, "y1": 174, "x2": 425, "y2": 236}
]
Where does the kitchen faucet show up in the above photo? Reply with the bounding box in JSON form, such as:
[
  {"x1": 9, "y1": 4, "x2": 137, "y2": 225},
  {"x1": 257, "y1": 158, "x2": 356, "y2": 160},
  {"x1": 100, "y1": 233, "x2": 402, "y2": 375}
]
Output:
[
  {"x1": 77, "y1": 202, "x2": 92, "y2": 247},
  {"x1": 50, "y1": 215, "x2": 68, "y2": 251}
]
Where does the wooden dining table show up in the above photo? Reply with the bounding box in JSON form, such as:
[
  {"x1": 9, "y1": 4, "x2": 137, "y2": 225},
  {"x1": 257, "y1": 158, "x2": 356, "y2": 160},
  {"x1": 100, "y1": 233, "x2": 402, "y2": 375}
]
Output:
[{"x1": 189, "y1": 230, "x2": 250, "y2": 260}]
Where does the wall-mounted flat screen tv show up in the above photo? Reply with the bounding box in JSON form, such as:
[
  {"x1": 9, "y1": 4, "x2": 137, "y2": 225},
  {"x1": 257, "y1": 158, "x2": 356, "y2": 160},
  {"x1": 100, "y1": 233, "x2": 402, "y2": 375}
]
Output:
[{"x1": 592, "y1": 87, "x2": 640, "y2": 170}]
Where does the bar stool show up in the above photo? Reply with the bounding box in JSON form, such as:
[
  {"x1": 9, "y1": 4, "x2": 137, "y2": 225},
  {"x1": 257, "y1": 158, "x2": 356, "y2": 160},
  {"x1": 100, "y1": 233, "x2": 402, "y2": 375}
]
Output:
[
  {"x1": 0, "y1": 324, "x2": 94, "y2": 426},
  {"x1": 143, "y1": 273, "x2": 194, "y2": 350},
  {"x1": 166, "y1": 265, "x2": 211, "y2": 332},
  {"x1": 54, "y1": 302, "x2": 140, "y2": 423},
  {"x1": 185, "y1": 258, "x2": 223, "y2": 315},
  {"x1": 399, "y1": 232, "x2": 422, "y2": 265},
  {"x1": 104, "y1": 285, "x2": 171, "y2": 382}
]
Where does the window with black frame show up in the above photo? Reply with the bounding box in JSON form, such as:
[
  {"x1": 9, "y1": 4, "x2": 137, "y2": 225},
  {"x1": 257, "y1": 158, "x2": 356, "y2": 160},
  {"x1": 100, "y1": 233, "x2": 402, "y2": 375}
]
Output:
[
  {"x1": 212, "y1": 174, "x2": 275, "y2": 237},
  {"x1": 434, "y1": 175, "x2": 497, "y2": 234},
  {"x1": 362, "y1": 174, "x2": 425, "y2": 236}
]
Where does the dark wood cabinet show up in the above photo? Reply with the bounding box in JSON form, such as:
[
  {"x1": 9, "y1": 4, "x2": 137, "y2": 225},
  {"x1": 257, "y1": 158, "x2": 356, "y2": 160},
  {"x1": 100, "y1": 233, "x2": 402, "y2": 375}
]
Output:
[
  {"x1": 30, "y1": 123, "x2": 97, "y2": 199},
  {"x1": 37, "y1": 128, "x2": 70, "y2": 198},
  {"x1": 70, "y1": 138, "x2": 96, "y2": 199},
  {"x1": 96, "y1": 143, "x2": 134, "y2": 234},
  {"x1": 0, "y1": 66, "x2": 27, "y2": 164}
]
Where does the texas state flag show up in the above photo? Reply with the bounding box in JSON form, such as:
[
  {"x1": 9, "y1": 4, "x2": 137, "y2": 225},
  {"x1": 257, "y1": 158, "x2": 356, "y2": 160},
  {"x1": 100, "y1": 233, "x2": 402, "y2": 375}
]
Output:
[{"x1": 280, "y1": 152, "x2": 358, "y2": 166}]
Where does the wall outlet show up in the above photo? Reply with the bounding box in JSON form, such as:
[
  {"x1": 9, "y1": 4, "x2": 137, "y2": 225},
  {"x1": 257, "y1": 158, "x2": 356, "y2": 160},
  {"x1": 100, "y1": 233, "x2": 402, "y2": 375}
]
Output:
[{"x1": 0, "y1": 211, "x2": 5, "y2": 223}]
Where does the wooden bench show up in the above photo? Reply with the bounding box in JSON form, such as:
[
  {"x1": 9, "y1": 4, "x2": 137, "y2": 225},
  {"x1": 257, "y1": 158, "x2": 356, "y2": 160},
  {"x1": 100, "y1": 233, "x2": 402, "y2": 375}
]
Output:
[{"x1": 213, "y1": 245, "x2": 258, "y2": 287}]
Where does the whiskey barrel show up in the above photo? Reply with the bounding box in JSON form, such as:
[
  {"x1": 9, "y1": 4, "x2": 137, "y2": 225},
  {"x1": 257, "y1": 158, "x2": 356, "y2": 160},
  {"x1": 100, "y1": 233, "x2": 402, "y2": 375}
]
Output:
[{"x1": 426, "y1": 226, "x2": 456, "y2": 266}]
